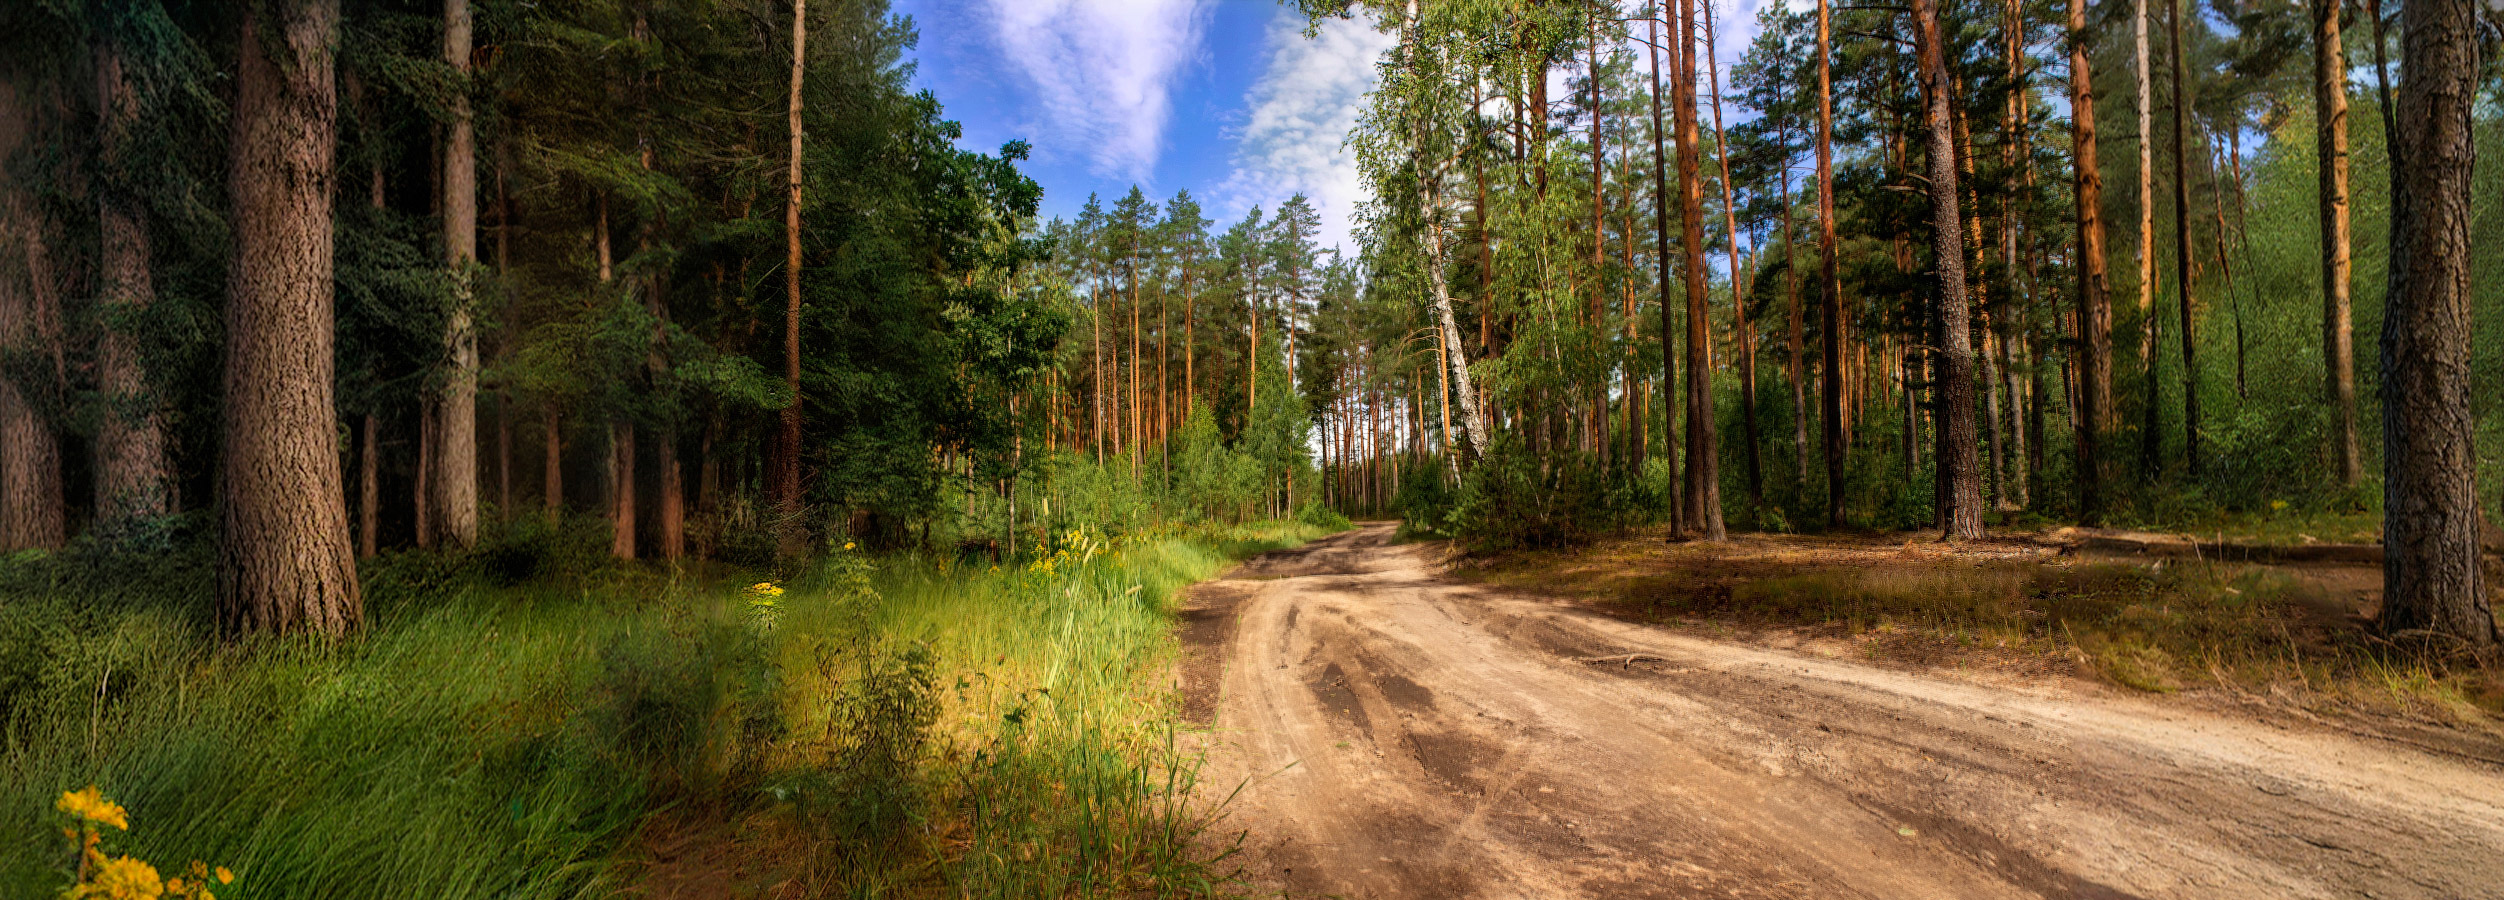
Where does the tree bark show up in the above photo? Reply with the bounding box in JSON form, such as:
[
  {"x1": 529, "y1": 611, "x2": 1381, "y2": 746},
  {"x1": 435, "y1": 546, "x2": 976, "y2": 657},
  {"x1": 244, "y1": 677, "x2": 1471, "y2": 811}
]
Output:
[
  {"x1": 1817, "y1": 0, "x2": 1845, "y2": 528},
  {"x1": 778, "y1": 0, "x2": 808, "y2": 551},
  {"x1": 2070, "y1": 0, "x2": 2112, "y2": 523},
  {"x1": 2378, "y1": 0, "x2": 2495, "y2": 646},
  {"x1": 2134, "y1": 0, "x2": 2162, "y2": 477},
  {"x1": 2167, "y1": 0, "x2": 2199, "y2": 477},
  {"x1": 429, "y1": 0, "x2": 480, "y2": 548},
  {"x1": 1918, "y1": 0, "x2": 1984, "y2": 541},
  {"x1": 1401, "y1": 0, "x2": 1490, "y2": 462},
  {"x1": 1650, "y1": 15, "x2": 1687, "y2": 533},
  {"x1": 360, "y1": 414, "x2": 379, "y2": 558},
  {"x1": 1781, "y1": 134, "x2": 1807, "y2": 491},
  {"x1": 1677, "y1": 0, "x2": 1723, "y2": 539},
  {"x1": 2313, "y1": 0, "x2": 2360, "y2": 487},
  {"x1": 0, "y1": 81, "x2": 64, "y2": 551},
  {"x1": 93, "y1": 40, "x2": 172, "y2": 525},
  {"x1": 220, "y1": 0, "x2": 361, "y2": 636},
  {"x1": 611, "y1": 422, "x2": 635, "y2": 559}
]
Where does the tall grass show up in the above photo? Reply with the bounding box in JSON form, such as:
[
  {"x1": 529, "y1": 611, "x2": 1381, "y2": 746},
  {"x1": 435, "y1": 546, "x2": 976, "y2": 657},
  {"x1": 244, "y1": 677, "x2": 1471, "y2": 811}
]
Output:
[{"x1": 0, "y1": 516, "x2": 1329, "y2": 899}]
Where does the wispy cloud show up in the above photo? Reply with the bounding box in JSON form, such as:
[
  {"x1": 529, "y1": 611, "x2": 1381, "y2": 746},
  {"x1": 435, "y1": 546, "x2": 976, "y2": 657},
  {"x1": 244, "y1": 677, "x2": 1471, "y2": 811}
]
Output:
[
  {"x1": 1219, "y1": 11, "x2": 1395, "y2": 255},
  {"x1": 981, "y1": 0, "x2": 1212, "y2": 181}
]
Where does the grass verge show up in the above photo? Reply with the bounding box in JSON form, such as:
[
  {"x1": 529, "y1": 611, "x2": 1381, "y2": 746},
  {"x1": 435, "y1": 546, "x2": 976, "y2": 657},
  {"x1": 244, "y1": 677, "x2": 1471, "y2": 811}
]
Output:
[
  {"x1": 0, "y1": 516, "x2": 1331, "y2": 899},
  {"x1": 1458, "y1": 527, "x2": 2504, "y2": 731}
]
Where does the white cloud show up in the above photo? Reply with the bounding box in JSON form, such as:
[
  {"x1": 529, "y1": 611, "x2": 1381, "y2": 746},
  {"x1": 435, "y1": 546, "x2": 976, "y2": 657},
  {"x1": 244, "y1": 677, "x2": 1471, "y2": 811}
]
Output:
[
  {"x1": 983, "y1": 0, "x2": 1212, "y2": 180},
  {"x1": 1218, "y1": 11, "x2": 1395, "y2": 256}
]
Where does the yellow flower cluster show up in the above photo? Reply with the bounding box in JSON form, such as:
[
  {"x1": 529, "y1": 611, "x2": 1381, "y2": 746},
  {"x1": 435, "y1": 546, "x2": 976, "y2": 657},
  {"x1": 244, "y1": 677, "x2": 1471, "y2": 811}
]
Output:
[
  {"x1": 57, "y1": 786, "x2": 127, "y2": 832},
  {"x1": 1025, "y1": 528, "x2": 1108, "y2": 575},
  {"x1": 55, "y1": 786, "x2": 233, "y2": 900}
]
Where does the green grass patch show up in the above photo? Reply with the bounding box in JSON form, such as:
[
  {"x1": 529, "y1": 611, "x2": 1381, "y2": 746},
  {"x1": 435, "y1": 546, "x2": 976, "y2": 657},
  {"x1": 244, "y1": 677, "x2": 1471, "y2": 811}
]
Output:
[{"x1": 0, "y1": 516, "x2": 1333, "y2": 899}]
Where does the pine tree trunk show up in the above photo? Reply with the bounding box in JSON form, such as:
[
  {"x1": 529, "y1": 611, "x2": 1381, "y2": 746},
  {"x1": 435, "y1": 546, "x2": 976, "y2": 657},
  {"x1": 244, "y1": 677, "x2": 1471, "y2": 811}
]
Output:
[
  {"x1": 0, "y1": 81, "x2": 65, "y2": 552},
  {"x1": 2134, "y1": 0, "x2": 2161, "y2": 476},
  {"x1": 611, "y1": 422, "x2": 635, "y2": 559},
  {"x1": 2378, "y1": 0, "x2": 2495, "y2": 646},
  {"x1": 778, "y1": 0, "x2": 808, "y2": 549},
  {"x1": 1676, "y1": 0, "x2": 1723, "y2": 539},
  {"x1": 1130, "y1": 246, "x2": 1141, "y2": 477},
  {"x1": 2312, "y1": 0, "x2": 2360, "y2": 487},
  {"x1": 93, "y1": 41, "x2": 171, "y2": 525},
  {"x1": 1816, "y1": 0, "x2": 1845, "y2": 528},
  {"x1": 1918, "y1": 0, "x2": 1984, "y2": 541},
  {"x1": 1649, "y1": 17, "x2": 1686, "y2": 532},
  {"x1": 1782, "y1": 145, "x2": 1808, "y2": 491},
  {"x1": 2070, "y1": 0, "x2": 2113, "y2": 523},
  {"x1": 360, "y1": 414, "x2": 379, "y2": 558},
  {"x1": 429, "y1": 0, "x2": 479, "y2": 548},
  {"x1": 1985, "y1": 322, "x2": 2007, "y2": 507},
  {"x1": 2168, "y1": 0, "x2": 2199, "y2": 477},
  {"x1": 659, "y1": 429, "x2": 682, "y2": 561},
  {"x1": 415, "y1": 410, "x2": 433, "y2": 548},
  {"x1": 220, "y1": 0, "x2": 361, "y2": 636},
  {"x1": 1184, "y1": 262, "x2": 1195, "y2": 419}
]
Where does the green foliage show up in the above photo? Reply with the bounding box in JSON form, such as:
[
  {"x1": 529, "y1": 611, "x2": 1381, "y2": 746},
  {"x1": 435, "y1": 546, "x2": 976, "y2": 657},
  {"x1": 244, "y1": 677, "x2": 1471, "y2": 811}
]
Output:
[
  {"x1": 1434, "y1": 438, "x2": 1660, "y2": 551},
  {"x1": 1170, "y1": 406, "x2": 1264, "y2": 522},
  {"x1": 0, "y1": 517, "x2": 1332, "y2": 899}
]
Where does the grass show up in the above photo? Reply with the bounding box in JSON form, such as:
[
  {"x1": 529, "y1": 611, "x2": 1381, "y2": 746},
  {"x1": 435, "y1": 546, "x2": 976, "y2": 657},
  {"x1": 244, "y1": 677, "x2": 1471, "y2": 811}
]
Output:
[
  {"x1": 0, "y1": 515, "x2": 1332, "y2": 899},
  {"x1": 1461, "y1": 527, "x2": 2504, "y2": 728}
]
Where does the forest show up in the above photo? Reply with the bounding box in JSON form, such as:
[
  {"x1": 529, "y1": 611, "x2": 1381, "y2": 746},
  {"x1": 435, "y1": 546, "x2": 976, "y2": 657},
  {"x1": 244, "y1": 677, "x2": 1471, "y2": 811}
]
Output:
[{"x1": 0, "y1": 0, "x2": 2500, "y2": 895}]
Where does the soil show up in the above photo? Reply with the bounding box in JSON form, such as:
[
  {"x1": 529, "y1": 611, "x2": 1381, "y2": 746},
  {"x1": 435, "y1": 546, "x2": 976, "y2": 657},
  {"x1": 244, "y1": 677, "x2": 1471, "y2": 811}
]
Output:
[{"x1": 1182, "y1": 524, "x2": 2504, "y2": 899}]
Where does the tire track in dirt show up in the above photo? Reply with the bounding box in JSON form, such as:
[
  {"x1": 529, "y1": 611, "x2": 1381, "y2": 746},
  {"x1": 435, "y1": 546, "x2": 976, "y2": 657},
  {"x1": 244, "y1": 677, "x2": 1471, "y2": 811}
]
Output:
[{"x1": 1183, "y1": 524, "x2": 2504, "y2": 899}]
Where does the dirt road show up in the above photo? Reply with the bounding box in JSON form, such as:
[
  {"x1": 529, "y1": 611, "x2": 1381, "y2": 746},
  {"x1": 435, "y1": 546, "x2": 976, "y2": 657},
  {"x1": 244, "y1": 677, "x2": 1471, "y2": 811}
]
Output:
[{"x1": 1182, "y1": 525, "x2": 2504, "y2": 899}]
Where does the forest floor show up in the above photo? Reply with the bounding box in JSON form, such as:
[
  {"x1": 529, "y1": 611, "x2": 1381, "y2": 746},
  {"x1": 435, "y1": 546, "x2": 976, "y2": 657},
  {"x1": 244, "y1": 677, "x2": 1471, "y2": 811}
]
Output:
[{"x1": 1181, "y1": 524, "x2": 2504, "y2": 899}]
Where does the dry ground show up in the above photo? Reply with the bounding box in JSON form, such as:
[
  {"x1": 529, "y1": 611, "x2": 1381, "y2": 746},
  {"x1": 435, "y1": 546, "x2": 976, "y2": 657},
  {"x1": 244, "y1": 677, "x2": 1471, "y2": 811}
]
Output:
[{"x1": 1183, "y1": 524, "x2": 2504, "y2": 899}]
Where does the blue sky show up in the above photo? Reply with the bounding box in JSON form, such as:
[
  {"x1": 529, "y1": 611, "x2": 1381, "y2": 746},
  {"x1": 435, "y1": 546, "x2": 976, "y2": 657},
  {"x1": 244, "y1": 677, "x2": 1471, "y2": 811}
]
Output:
[
  {"x1": 888, "y1": 0, "x2": 1783, "y2": 257},
  {"x1": 891, "y1": 0, "x2": 1393, "y2": 254}
]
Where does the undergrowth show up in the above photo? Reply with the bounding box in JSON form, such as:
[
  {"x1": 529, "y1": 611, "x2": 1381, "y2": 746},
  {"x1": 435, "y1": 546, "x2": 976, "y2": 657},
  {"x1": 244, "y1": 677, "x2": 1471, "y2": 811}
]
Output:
[{"x1": 0, "y1": 514, "x2": 1333, "y2": 899}]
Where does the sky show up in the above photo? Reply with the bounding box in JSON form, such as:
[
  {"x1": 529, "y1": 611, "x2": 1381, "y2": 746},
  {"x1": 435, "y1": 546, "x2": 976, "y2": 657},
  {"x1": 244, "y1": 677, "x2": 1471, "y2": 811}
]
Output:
[{"x1": 889, "y1": 0, "x2": 1786, "y2": 258}]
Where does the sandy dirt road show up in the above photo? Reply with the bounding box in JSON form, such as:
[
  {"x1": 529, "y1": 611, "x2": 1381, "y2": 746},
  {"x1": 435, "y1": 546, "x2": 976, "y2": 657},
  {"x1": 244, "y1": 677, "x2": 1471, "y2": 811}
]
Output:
[{"x1": 1181, "y1": 525, "x2": 2504, "y2": 899}]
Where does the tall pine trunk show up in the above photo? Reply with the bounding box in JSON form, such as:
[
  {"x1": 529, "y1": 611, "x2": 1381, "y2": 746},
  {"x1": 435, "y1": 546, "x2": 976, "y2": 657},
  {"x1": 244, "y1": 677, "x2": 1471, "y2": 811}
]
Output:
[
  {"x1": 2312, "y1": 0, "x2": 2360, "y2": 487},
  {"x1": 2134, "y1": 0, "x2": 2160, "y2": 475},
  {"x1": 0, "y1": 81, "x2": 64, "y2": 551},
  {"x1": 430, "y1": 0, "x2": 480, "y2": 547},
  {"x1": 610, "y1": 422, "x2": 635, "y2": 559},
  {"x1": 1918, "y1": 0, "x2": 1983, "y2": 540},
  {"x1": 1816, "y1": 0, "x2": 1845, "y2": 528},
  {"x1": 2167, "y1": 0, "x2": 2199, "y2": 476},
  {"x1": 1676, "y1": 0, "x2": 1723, "y2": 539},
  {"x1": 2378, "y1": 0, "x2": 2495, "y2": 646},
  {"x1": 778, "y1": 0, "x2": 808, "y2": 551},
  {"x1": 2070, "y1": 0, "x2": 2112, "y2": 522},
  {"x1": 1650, "y1": 16, "x2": 1686, "y2": 532},
  {"x1": 94, "y1": 40, "x2": 171, "y2": 525},
  {"x1": 360, "y1": 414, "x2": 379, "y2": 558},
  {"x1": 220, "y1": 0, "x2": 361, "y2": 635}
]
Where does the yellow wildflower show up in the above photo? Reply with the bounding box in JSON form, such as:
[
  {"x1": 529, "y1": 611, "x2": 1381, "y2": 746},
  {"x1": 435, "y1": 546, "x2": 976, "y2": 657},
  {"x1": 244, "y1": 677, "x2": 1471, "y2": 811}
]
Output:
[
  {"x1": 77, "y1": 856, "x2": 162, "y2": 900},
  {"x1": 844, "y1": 542, "x2": 856, "y2": 550},
  {"x1": 58, "y1": 786, "x2": 129, "y2": 831},
  {"x1": 2270, "y1": 499, "x2": 2289, "y2": 511},
  {"x1": 215, "y1": 867, "x2": 233, "y2": 885}
]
